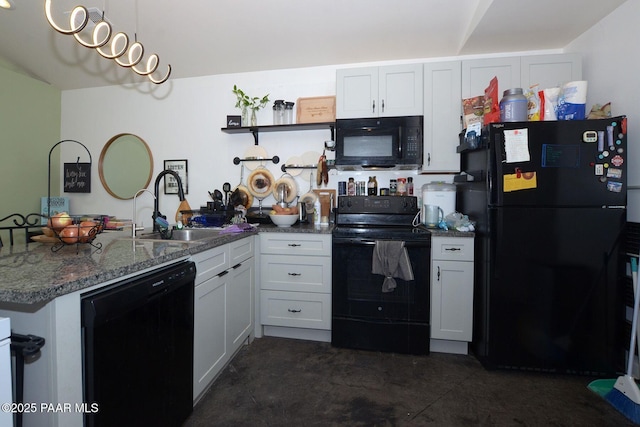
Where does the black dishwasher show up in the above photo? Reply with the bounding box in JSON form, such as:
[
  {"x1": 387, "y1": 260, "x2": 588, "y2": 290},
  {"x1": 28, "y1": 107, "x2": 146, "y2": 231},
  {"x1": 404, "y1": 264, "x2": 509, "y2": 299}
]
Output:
[{"x1": 81, "y1": 260, "x2": 196, "y2": 427}]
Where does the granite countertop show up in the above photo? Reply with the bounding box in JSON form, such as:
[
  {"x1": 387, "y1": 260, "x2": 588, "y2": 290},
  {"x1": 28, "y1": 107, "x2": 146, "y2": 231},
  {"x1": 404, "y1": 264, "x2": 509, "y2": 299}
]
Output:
[
  {"x1": 0, "y1": 228, "x2": 257, "y2": 305},
  {"x1": 0, "y1": 221, "x2": 471, "y2": 306}
]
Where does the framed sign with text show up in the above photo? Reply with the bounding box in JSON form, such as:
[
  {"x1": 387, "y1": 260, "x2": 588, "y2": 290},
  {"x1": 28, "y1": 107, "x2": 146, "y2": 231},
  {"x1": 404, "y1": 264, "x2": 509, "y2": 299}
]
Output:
[
  {"x1": 63, "y1": 162, "x2": 91, "y2": 193},
  {"x1": 164, "y1": 159, "x2": 188, "y2": 195}
]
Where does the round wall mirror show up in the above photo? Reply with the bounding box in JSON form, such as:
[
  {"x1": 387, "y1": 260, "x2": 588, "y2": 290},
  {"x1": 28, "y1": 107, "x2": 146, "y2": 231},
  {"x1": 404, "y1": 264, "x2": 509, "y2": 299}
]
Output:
[{"x1": 99, "y1": 133, "x2": 153, "y2": 200}]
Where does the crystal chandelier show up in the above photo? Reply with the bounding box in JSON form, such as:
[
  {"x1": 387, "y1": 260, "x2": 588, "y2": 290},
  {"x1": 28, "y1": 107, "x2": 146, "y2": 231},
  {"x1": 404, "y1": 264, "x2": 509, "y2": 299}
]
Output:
[{"x1": 44, "y1": 0, "x2": 171, "y2": 84}]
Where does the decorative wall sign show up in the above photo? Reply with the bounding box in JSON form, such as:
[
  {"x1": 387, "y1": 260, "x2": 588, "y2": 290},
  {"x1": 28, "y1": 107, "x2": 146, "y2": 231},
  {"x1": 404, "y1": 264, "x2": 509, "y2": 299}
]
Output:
[
  {"x1": 64, "y1": 162, "x2": 91, "y2": 193},
  {"x1": 164, "y1": 159, "x2": 188, "y2": 194}
]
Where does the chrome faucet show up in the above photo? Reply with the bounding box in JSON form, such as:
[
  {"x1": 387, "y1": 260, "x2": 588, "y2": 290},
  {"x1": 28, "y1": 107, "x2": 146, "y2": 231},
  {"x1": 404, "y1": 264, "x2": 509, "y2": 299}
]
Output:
[
  {"x1": 153, "y1": 170, "x2": 186, "y2": 233},
  {"x1": 132, "y1": 189, "x2": 156, "y2": 238}
]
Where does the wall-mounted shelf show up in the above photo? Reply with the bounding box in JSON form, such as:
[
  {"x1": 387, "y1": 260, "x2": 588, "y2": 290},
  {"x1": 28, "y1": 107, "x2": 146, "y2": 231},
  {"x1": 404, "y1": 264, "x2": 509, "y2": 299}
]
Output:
[{"x1": 221, "y1": 122, "x2": 335, "y2": 145}]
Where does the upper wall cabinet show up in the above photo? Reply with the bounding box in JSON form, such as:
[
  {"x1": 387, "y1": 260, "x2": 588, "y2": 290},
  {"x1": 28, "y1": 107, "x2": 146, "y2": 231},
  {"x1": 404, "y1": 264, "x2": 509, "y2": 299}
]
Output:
[
  {"x1": 461, "y1": 56, "x2": 521, "y2": 99},
  {"x1": 336, "y1": 64, "x2": 423, "y2": 118},
  {"x1": 425, "y1": 53, "x2": 582, "y2": 173},
  {"x1": 462, "y1": 53, "x2": 582, "y2": 99},
  {"x1": 422, "y1": 61, "x2": 462, "y2": 173},
  {"x1": 520, "y1": 53, "x2": 582, "y2": 90}
]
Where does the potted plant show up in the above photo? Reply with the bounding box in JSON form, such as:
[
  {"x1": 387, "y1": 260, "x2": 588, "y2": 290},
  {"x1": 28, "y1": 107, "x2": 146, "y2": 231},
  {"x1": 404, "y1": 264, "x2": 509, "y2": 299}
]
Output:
[{"x1": 233, "y1": 85, "x2": 270, "y2": 126}]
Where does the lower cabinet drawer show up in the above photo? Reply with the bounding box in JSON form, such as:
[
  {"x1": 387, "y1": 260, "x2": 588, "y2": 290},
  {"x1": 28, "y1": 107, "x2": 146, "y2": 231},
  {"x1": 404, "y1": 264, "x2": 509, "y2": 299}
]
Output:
[
  {"x1": 260, "y1": 254, "x2": 331, "y2": 293},
  {"x1": 260, "y1": 291, "x2": 331, "y2": 330}
]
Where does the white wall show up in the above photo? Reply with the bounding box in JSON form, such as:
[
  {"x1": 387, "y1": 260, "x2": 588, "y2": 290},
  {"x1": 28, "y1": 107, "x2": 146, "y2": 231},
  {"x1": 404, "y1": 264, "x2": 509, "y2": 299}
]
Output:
[
  {"x1": 566, "y1": 0, "x2": 640, "y2": 221},
  {"x1": 61, "y1": 63, "x2": 453, "y2": 225}
]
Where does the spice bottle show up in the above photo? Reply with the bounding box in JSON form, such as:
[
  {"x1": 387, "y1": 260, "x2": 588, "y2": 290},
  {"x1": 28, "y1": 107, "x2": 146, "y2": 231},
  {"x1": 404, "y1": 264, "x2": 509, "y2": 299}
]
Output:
[
  {"x1": 389, "y1": 179, "x2": 397, "y2": 196},
  {"x1": 407, "y1": 177, "x2": 414, "y2": 196},
  {"x1": 397, "y1": 178, "x2": 407, "y2": 196},
  {"x1": 347, "y1": 177, "x2": 356, "y2": 196},
  {"x1": 367, "y1": 176, "x2": 378, "y2": 196}
]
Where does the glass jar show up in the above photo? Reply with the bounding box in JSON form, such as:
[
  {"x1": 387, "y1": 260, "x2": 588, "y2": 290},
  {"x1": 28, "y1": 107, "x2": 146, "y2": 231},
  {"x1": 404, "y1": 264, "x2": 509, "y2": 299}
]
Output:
[
  {"x1": 284, "y1": 101, "x2": 295, "y2": 124},
  {"x1": 273, "y1": 100, "x2": 285, "y2": 125},
  {"x1": 407, "y1": 177, "x2": 414, "y2": 196}
]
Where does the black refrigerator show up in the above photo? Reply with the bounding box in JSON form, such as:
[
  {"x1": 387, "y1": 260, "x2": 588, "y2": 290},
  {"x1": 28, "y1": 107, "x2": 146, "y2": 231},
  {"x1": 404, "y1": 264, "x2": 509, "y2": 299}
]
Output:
[{"x1": 457, "y1": 116, "x2": 627, "y2": 376}]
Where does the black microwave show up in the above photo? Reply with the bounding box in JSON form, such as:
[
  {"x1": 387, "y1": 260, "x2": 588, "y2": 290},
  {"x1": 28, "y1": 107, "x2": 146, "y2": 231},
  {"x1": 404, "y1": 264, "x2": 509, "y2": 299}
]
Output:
[{"x1": 334, "y1": 116, "x2": 423, "y2": 170}]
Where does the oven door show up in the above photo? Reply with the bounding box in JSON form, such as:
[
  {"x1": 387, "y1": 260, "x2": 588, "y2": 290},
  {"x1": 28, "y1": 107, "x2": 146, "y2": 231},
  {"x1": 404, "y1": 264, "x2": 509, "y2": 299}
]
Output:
[{"x1": 331, "y1": 235, "x2": 430, "y2": 354}]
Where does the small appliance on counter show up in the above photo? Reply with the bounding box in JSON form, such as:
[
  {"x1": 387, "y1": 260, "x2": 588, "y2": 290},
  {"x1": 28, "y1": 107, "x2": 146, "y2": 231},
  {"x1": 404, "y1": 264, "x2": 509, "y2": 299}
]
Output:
[{"x1": 421, "y1": 182, "x2": 456, "y2": 228}]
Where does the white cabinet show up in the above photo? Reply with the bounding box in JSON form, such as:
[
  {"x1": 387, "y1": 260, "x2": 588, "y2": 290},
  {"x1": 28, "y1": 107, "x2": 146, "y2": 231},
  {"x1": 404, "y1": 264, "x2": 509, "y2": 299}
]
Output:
[
  {"x1": 430, "y1": 235, "x2": 474, "y2": 355},
  {"x1": 462, "y1": 56, "x2": 521, "y2": 99},
  {"x1": 259, "y1": 233, "x2": 332, "y2": 342},
  {"x1": 462, "y1": 53, "x2": 582, "y2": 99},
  {"x1": 422, "y1": 61, "x2": 462, "y2": 173},
  {"x1": 192, "y1": 237, "x2": 255, "y2": 403},
  {"x1": 336, "y1": 64, "x2": 423, "y2": 118},
  {"x1": 227, "y1": 239, "x2": 254, "y2": 351},
  {"x1": 521, "y1": 53, "x2": 582, "y2": 89}
]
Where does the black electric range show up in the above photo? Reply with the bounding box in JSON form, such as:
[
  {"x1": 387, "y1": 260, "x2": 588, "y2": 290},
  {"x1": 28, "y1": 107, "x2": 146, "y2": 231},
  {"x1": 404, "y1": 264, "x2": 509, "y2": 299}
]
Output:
[{"x1": 331, "y1": 196, "x2": 431, "y2": 355}]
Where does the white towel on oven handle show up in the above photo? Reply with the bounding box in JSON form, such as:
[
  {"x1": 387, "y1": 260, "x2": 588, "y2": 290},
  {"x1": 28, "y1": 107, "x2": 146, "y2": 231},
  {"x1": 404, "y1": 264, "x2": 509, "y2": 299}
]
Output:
[{"x1": 371, "y1": 240, "x2": 414, "y2": 293}]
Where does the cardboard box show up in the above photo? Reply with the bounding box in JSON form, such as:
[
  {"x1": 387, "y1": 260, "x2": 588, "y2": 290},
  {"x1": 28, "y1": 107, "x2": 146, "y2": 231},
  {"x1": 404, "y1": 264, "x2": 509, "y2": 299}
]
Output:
[
  {"x1": 40, "y1": 197, "x2": 69, "y2": 224},
  {"x1": 296, "y1": 96, "x2": 336, "y2": 123}
]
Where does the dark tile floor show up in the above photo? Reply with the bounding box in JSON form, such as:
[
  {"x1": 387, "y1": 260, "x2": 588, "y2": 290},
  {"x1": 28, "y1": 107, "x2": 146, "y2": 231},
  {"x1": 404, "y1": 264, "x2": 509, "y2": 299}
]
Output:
[{"x1": 184, "y1": 336, "x2": 635, "y2": 426}]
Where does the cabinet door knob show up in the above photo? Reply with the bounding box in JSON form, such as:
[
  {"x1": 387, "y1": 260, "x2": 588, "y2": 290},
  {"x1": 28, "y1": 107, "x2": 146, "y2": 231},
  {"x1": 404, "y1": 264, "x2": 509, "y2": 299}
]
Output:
[
  {"x1": 445, "y1": 247, "x2": 461, "y2": 252},
  {"x1": 381, "y1": 99, "x2": 385, "y2": 113},
  {"x1": 372, "y1": 99, "x2": 375, "y2": 113},
  {"x1": 288, "y1": 243, "x2": 301, "y2": 247},
  {"x1": 437, "y1": 266, "x2": 440, "y2": 281},
  {"x1": 288, "y1": 308, "x2": 301, "y2": 313},
  {"x1": 287, "y1": 272, "x2": 301, "y2": 276}
]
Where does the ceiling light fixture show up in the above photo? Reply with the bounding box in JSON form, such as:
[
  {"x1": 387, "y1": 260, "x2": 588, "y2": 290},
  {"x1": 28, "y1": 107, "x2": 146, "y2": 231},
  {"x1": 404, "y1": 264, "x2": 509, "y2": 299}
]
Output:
[
  {"x1": 44, "y1": 0, "x2": 171, "y2": 84},
  {"x1": 0, "y1": 0, "x2": 13, "y2": 10}
]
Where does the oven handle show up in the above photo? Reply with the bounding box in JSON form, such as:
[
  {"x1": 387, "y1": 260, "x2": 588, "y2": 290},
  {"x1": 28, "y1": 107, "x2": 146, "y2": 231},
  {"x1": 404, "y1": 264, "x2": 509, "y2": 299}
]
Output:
[{"x1": 333, "y1": 238, "x2": 430, "y2": 248}]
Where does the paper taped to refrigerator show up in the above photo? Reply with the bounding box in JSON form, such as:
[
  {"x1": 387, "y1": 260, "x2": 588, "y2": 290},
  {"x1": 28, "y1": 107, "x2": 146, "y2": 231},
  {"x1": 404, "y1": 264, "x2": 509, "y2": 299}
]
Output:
[
  {"x1": 503, "y1": 171, "x2": 537, "y2": 192},
  {"x1": 503, "y1": 129, "x2": 530, "y2": 163}
]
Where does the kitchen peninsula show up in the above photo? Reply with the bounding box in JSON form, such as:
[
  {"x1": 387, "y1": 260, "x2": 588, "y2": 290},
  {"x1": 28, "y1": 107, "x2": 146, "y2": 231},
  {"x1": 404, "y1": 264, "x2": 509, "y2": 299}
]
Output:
[{"x1": 0, "y1": 223, "x2": 333, "y2": 427}]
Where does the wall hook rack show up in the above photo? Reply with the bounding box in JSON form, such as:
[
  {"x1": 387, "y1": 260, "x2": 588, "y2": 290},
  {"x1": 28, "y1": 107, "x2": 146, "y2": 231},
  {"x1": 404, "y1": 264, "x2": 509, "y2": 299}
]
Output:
[
  {"x1": 281, "y1": 164, "x2": 318, "y2": 173},
  {"x1": 233, "y1": 155, "x2": 280, "y2": 165}
]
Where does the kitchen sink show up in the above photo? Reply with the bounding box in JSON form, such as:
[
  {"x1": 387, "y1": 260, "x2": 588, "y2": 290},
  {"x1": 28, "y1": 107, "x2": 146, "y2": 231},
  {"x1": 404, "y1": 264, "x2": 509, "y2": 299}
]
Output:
[{"x1": 129, "y1": 228, "x2": 222, "y2": 242}]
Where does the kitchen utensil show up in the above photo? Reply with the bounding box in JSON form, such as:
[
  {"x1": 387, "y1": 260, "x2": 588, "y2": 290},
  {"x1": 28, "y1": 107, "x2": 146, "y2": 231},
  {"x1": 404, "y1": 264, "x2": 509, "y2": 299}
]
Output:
[
  {"x1": 274, "y1": 174, "x2": 298, "y2": 205},
  {"x1": 231, "y1": 164, "x2": 253, "y2": 210},
  {"x1": 222, "y1": 182, "x2": 231, "y2": 206},
  {"x1": 423, "y1": 204, "x2": 444, "y2": 228},
  {"x1": 297, "y1": 201, "x2": 308, "y2": 223},
  {"x1": 213, "y1": 189, "x2": 223, "y2": 201},
  {"x1": 317, "y1": 150, "x2": 328, "y2": 186},
  {"x1": 247, "y1": 166, "x2": 275, "y2": 216},
  {"x1": 269, "y1": 213, "x2": 298, "y2": 227},
  {"x1": 299, "y1": 171, "x2": 318, "y2": 208},
  {"x1": 176, "y1": 198, "x2": 192, "y2": 223}
]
